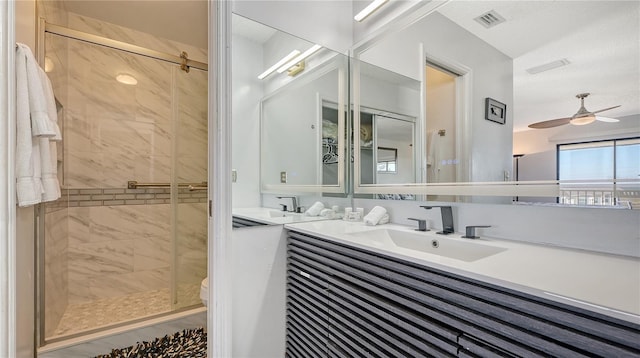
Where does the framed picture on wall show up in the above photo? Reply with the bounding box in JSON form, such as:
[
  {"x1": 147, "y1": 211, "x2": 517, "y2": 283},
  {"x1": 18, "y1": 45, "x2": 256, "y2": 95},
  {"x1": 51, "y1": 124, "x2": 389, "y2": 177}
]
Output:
[{"x1": 485, "y1": 98, "x2": 507, "y2": 125}]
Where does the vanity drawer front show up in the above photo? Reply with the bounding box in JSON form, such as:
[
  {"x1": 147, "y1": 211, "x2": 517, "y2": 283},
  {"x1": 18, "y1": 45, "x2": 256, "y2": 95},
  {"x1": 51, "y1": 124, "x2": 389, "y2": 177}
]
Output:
[
  {"x1": 328, "y1": 277, "x2": 459, "y2": 357},
  {"x1": 286, "y1": 240, "x2": 332, "y2": 357},
  {"x1": 288, "y1": 231, "x2": 640, "y2": 357},
  {"x1": 458, "y1": 334, "x2": 520, "y2": 358}
]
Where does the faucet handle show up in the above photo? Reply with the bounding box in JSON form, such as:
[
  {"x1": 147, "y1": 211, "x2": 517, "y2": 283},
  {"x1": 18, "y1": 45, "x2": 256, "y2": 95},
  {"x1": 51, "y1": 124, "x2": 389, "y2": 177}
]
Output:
[
  {"x1": 279, "y1": 204, "x2": 288, "y2": 212},
  {"x1": 462, "y1": 225, "x2": 491, "y2": 239},
  {"x1": 407, "y1": 218, "x2": 429, "y2": 231}
]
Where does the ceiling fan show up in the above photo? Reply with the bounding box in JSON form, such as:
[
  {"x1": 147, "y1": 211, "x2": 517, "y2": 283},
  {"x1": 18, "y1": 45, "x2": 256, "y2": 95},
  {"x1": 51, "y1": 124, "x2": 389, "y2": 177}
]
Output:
[{"x1": 528, "y1": 93, "x2": 620, "y2": 129}]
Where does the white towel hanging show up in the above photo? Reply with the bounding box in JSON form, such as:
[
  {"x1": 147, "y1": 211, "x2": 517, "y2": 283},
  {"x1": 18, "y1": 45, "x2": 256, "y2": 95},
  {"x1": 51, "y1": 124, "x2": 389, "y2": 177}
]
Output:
[{"x1": 15, "y1": 43, "x2": 62, "y2": 207}]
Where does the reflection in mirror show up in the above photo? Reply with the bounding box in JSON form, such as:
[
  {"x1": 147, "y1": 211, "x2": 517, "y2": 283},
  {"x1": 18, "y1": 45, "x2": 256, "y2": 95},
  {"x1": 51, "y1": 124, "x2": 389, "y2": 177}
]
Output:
[
  {"x1": 356, "y1": 60, "x2": 421, "y2": 197},
  {"x1": 231, "y1": 13, "x2": 348, "y2": 227},
  {"x1": 353, "y1": 1, "x2": 639, "y2": 208},
  {"x1": 321, "y1": 102, "x2": 341, "y2": 186},
  {"x1": 260, "y1": 54, "x2": 347, "y2": 193},
  {"x1": 377, "y1": 147, "x2": 397, "y2": 173}
]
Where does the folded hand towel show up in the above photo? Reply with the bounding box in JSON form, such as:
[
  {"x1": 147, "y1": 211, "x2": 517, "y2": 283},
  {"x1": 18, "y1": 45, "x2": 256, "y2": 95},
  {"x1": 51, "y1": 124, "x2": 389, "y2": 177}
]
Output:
[
  {"x1": 319, "y1": 208, "x2": 336, "y2": 219},
  {"x1": 305, "y1": 201, "x2": 325, "y2": 216},
  {"x1": 364, "y1": 206, "x2": 388, "y2": 226},
  {"x1": 378, "y1": 213, "x2": 390, "y2": 225}
]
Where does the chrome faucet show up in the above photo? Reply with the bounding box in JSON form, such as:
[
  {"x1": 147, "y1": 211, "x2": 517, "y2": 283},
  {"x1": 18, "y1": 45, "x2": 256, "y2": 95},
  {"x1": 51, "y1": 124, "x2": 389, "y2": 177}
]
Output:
[
  {"x1": 276, "y1": 196, "x2": 298, "y2": 213},
  {"x1": 462, "y1": 225, "x2": 491, "y2": 239},
  {"x1": 420, "y1": 205, "x2": 454, "y2": 235},
  {"x1": 407, "y1": 218, "x2": 429, "y2": 231}
]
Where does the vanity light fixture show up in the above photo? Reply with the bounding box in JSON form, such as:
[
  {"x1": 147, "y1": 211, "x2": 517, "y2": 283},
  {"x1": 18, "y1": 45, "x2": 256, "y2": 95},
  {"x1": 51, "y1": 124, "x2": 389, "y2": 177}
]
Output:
[
  {"x1": 277, "y1": 44, "x2": 322, "y2": 74},
  {"x1": 116, "y1": 73, "x2": 138, "y2": 85},
  {"x1": 257, "y1": 50, "x2": 301, "y2": 80},
  {"x1": 354, "y1": 0, "x2": 389, "y2": 22}
]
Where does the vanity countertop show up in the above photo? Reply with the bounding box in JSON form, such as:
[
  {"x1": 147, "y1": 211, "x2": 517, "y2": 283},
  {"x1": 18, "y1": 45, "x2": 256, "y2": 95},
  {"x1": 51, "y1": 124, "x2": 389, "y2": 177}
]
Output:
[
  {"x1": 284, "y1": 220, "x2": 640, "y2": 323},
  {"x1": 233, "y1": 207, "x2": 333, "y2": 225}
]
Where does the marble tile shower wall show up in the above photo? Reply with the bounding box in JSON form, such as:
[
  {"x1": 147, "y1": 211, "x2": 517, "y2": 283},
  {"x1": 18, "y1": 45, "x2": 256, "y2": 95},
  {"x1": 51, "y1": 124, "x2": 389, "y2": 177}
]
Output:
[
  {"x1": 67, "y1": 204, "x2": 171, "y2": 304},
  {"x1": 42, "y1": 10, "x2": 208, "y2": 309},
  {"x1": 66, "y1": 201, "x2": 207, "y2": 305}
]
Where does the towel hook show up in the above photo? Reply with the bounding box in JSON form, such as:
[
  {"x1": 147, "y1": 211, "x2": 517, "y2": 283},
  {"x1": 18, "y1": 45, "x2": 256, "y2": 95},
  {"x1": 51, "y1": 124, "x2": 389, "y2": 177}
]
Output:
[{"x1": 438, "y1": 129, "x2": 446, "y2": 136}]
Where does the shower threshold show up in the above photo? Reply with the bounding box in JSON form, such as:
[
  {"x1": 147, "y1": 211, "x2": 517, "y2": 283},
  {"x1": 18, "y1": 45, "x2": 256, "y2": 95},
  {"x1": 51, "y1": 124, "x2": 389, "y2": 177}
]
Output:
[{"x1": 37, "y1": 306, "x2": 206, "y2": 357}]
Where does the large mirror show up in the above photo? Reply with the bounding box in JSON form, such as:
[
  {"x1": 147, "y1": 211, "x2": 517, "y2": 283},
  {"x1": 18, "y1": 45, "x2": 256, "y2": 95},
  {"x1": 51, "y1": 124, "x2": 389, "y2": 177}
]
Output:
[
  {"x1": 231, "y1": 13, "x2": 349, "y2": 225},
  {"x1": 352, "y1": 1, "x2": 639, "y2": 207}
]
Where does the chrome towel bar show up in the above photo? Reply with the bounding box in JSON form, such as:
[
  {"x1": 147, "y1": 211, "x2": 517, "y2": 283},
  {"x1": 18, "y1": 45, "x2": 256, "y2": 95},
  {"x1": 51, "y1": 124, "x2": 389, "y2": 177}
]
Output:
[{"x1": 127, "y1": 180, "x2": 208, "y2": 190}]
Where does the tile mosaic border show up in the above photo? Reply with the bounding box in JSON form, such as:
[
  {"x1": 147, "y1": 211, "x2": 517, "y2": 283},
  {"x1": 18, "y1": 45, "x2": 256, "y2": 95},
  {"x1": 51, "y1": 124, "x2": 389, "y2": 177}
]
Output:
[{"x1": 47, "y1": 188, "x2": 207, "y2": 209}]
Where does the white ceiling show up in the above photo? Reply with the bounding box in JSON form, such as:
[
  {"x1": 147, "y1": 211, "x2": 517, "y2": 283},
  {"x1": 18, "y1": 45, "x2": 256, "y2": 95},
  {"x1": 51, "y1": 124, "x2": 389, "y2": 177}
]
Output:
[{"x1": 438, "y1": 0, "x2": 640, "y2": 132}]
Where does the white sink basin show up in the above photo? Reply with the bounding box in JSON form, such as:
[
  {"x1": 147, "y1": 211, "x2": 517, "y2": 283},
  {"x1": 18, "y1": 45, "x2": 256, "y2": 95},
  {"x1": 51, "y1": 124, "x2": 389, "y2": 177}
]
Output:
[
  {"x1": 347, "y1": 229, "x2": 506, "y2": 262},
  {"x1": 268, "y1": 210, "x2": 302, "y2": 218}
]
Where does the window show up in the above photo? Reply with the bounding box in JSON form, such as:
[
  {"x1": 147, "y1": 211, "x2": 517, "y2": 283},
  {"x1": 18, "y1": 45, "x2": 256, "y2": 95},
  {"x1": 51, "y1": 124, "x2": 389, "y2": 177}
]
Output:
[
  {"x1": 616, "y1": 138, "x2": 640, "y2": 180},
  {"x1": 377, "y1": 147, "x2": 397, "y2": 173},
  {"x1": 557, "y1": 138, "x2": 639, "y2": 206}
]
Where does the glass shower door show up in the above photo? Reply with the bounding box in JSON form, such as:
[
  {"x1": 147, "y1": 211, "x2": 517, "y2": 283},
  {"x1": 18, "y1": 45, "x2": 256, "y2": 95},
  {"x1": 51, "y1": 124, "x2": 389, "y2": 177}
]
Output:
[
  {"x1": 41, "y1": 30, "x2": 208, "y2": 342},
  {"x1": 172, "y1": 66, "x2": 208, "y2": 310},
  {"x1": 42, "y1": 33, "x2": 179, "y2": 340}
]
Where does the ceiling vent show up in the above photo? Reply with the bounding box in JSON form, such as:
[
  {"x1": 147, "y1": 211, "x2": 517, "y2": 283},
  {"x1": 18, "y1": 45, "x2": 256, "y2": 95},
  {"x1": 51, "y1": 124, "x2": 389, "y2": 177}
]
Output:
[
  {"x1": 474, "y1": 10, "x2": 506, "y2": 29},
  {"x1": 526, "y1": 58, "x2": 571, "y2": 75}
]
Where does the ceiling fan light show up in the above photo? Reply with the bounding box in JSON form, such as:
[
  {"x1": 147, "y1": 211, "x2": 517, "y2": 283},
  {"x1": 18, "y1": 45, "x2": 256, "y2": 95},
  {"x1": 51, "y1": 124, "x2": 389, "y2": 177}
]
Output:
[{"x1": 570, "y1": 115, "x2": 596, "y2": 126}]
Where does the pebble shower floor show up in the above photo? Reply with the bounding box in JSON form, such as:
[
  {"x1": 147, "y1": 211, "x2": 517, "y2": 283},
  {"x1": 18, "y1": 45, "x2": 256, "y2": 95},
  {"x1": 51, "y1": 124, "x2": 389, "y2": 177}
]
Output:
[{"x1": 51, "y1": 284, "x2": 201, "y2": 338}]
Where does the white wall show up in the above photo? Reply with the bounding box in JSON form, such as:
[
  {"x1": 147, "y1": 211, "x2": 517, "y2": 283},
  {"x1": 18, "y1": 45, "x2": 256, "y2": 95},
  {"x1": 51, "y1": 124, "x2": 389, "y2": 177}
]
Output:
[
  {"x1": 360, "y1": 11, "x2": 514, "y2": 186},
  {"x1": 0, "y1": 1, "x2": 14, "y2": 355},
  {"x1": 231, "y1": 0, "x2": 353, "y2": 53},
  {"x1": 232, "y1": 34, "x2": 263, "y2": 208},
  {"x1": 232, "y1": 225, "x2": 286, "y2": 357}
]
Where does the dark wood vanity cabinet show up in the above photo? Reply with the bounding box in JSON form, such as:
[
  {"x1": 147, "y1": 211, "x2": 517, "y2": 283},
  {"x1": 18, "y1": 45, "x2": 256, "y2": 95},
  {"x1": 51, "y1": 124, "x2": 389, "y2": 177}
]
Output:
[{"x1": 286, "y1": 231, "x2": 640, "y2": 358}]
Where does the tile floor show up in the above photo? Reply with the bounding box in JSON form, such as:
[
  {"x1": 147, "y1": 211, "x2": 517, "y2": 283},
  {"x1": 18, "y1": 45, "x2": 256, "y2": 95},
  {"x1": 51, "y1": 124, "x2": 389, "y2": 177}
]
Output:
[{"x1": 51, "y1": 284, "x2": 201, "y2": 338}]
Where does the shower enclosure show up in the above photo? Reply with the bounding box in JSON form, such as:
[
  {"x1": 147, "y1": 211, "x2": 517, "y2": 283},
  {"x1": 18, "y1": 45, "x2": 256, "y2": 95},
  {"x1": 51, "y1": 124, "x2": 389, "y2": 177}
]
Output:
[{"x1": 37, "y1": 15, "x2": 208, "y2": 344}]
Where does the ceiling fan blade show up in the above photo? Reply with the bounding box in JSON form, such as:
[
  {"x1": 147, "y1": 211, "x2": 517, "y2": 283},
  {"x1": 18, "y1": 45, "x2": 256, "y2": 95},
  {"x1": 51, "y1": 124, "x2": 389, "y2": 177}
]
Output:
[
  {"x1": 595, "y1": 115, "x2": 620, "y2": 123},
  {"x1": 528, "y1": 117, "x2": 571, "y2": 129},
  {"x1": 591, "y1": 105, "x2": 621, "y2": 114}
]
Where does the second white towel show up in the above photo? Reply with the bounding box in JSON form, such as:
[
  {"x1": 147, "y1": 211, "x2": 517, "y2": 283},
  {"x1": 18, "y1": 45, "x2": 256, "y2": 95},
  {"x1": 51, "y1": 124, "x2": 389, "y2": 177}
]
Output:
[
  {"x1": 305, "y1": 201, "x2": 325, "y2": 216},
  {"x1": 364, "y1": 206, "x2": 388, "y2": 226}
]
